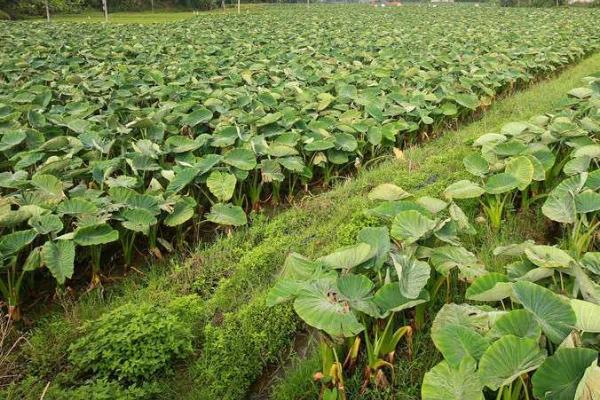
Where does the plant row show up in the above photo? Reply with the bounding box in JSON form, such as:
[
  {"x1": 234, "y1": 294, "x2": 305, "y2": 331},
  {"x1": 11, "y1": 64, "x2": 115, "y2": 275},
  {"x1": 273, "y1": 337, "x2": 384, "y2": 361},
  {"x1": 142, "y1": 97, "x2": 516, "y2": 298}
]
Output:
[
  {"x1": 268, "y1": 76, "x2": 600, "y2": 399},
  {"x1": 2, "y1": 6, "x2": 600, "y2": 316},
  {"x1": 421, "y1": 77, "x2": 600, "y2": 399}
]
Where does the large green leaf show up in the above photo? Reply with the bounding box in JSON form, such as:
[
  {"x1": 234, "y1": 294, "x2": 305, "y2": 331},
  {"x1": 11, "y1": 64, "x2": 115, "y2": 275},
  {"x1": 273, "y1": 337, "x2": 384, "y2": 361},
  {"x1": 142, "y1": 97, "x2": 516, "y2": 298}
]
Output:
[
  {"x1": 571, "y1": 263, "x2": 600, "y2": 304},
  {"x1": 432, "y1": 303, "x2": 499, "y2": 336},
  {"x1": 206, "y1": 203, "x2": 247, "y2": 226},
  {"x1": 493, "y1": 140, "x2": 527, "y2": 156},
  {"x1": 0, "y1": 130, "x2": 26, "y2": 151},
  {"x1": 337, "y1": 274, "x2": 379, "y2": 317},
  {"x1": 164, "y1": 197, "x2": 196, "y2": 227},
  {"x1": 121, "y1": 208, "x2": 158, "y2": 234},
  {"x1": 181, "y1": 108, "x2": 213, "y2": 127},
  {"x1": 542, "y1": 174, "x2": 587, "y2": 224},
  {"x1": 260, "y1": 159, "x2": 284, "y2": 182},
  {"x1": 421, "y1": 357, "x2": 483, "y2": 400},
  {"x1": 31, "y1": 174, "x2": 64, "y2": 199},
  {"x1": 357, "y1": 226, "x2": 390, "y2": 270},
  {"x1": 266, "y1": 253, "x2": 336, "y2": 306},
  {"x1": 57, "y1": 198, "x2": 98, "y2": 215},
  {"x1": 524, "y1": 245, "x2": 574, "y2": 269},
  {"x1": 42, "y1": 240, "x2": 75, "y2": 285},
  {"x1": 505, "y1": 156, "x2": 534, "y2": 191},
  {"x1": 454, "y1": 93, "x2": 479, "y2": 110},
  {"x1": 432, "y1": 324, "x2": 489, "y2": 367},
  {"x1": 206, "y1": 171, "x2": 236, "y2": 202},
  {"x1": 574, "y1": 359, "x2": 600, "y2": 400},
  {"x1": 164, "y1": 135, "x2": 202, "y2": 153},
  {"x1": 443, "y1": 180, "x2": 485, "y2": 200},
  {"x1": 222, "y1": 148, "x2": 257, "y2": 170},
  {"x1": 429, "y1": 246, "x2": 484, "y2": 279},
  {"x1": 256, "y1": 112, "x2": 282, "y2": 127},
  {"x1": 73, "y1": 224, "x2": 119, "y2": 246},
  {"x1": 317, "y1": 243, "x2": 373, "y2": 270},
  {"x1": 512, "y1": 281, "x2": 576, "y2": 344},
  {"x1": 570, "y1": 299, "x2": 600, "y2": 333},
  {"x1": 463, "y1": 154, "x2": 489, "y2": 178},
  {"x1": 392, "y1": 253, "x2": 431, "y2": 299},
  {"x1": 478, "y1": 335, "x2": 546, "y2": 390},
  {"x1": 367, "y1": 200, "x2": 431, "y2": 220},
  {"x1": 29, "y1": 214, "x2": 63, "y2": 235},
  {"x1": 390, "y1": 210, "x2": 437, "y2": 244},
  {"x1": 448, "y1": 202, "x2": 476, "y2": 234},
  {"x1": 368, "y1": 183, "x2": 411, "y2": 201},
  {"x1": 575, "y1": 190, "x2": 600, "y2": 214},
  {"x1": 465, "y1": 273, "x2": 512, "y2": 302},
  {"x1": 487, "y1": 309, "x2": 541, "y2": 340},
  {"x1": 568, "y1": 87, "x2": 594, "y2": 99},
  {"x1": 165, "y1": 167, "x2": 200, "y2": 195},
  {"x1": 293, "y1": 281, "x2": 364, "y2": 338},
  {"x1": 581, "y1": 252, "x2": 600, "y2": 275},
  {"x1": 564, "y1": 157, "x2": 592, "y2": 176},
  {"x1": 373, "y1": 283, "x2": 429, "y2": 315},
  {"x1": 484, "y1": 172, "x2": 519, "y2": 194},
  {"x1": 532, "y1": 348, "x2": 598, "y2": 400},
  {"x1": 417, "y1": 196, "x2": 448, "y2": 214},
  {"x1": 23, "y1": 246, "x2": 42, "y2": 272},
  {"x1": 0, "y1": 229, "x2": 38, "y2": 257}
]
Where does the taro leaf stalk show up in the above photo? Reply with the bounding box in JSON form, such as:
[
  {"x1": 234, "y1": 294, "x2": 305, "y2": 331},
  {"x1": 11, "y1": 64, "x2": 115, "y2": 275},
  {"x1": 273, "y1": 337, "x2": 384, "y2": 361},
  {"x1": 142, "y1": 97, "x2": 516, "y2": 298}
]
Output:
[
  {"x1": 246, "y1": 170, "x2": 263, "y2": 209},
  {"x1": 479, "y1": 172, "x2": 522, "y2": 232},
  {"x1": 0, "y1": 214, "x2": 67, "y2": 319},
  {"x1": 315, "y1": 339, "x2": 347, "y2": 400},
  {"x1": 542, "y1": 173, "x2": 600, "y2": 256},
  {"x1": 119, "y1": 229, "x2": 137, "y2": 266},
  {"x1": 164, "y1": 196, "x2": 198, "y2": 250},
  {"x1": 0, "y1": 230, "x2": 38, "y2": 320},
  {"x1": 73, "y1": 224, "x2": 119, "y2": 287},
  {"x1": 361, "y1": 313, "x2": 412, "y2": 392}
]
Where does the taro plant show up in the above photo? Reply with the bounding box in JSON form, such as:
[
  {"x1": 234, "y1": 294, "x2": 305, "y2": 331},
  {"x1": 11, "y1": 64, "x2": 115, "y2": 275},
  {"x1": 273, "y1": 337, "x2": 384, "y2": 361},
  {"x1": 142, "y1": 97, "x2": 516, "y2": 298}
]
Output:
[
  {"x1": 542, "y1": 172, "x2": 600, "y2": 257},
  {"x1": 369, "y1": 183, "x2": 484, "y2": 302},
  {"x1": 266, "y1": 227, "x2": 428, "y2": 397},
  {"x1": 423, "y1": 280, "x2": 600, "y2": 400},
  {"x1": 267, "y1": 182, "x2": 490, "y2": 397},
  {"x1": 457, "y1": 77, "x2": 600, "y2": 232},
  {"x1": 3, "y1": 7, "x2": 600, "y2": 316},
  {"x1": 361, "y1": 314, "x2": 412, "y2": 391}
]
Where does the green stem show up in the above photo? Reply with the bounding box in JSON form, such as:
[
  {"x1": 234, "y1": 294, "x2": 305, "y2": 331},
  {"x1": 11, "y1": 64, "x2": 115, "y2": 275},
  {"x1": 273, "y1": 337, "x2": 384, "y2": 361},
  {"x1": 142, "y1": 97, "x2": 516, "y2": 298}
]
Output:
[
  {"x1": 520, "y1": 375, "x2": 530, "y2": 400},
  {"x1": 415, "y1": 303, "x2": 425, "y2": 331},
  {"x1": 520, "y1": 188, "x2": 530, "y2": 212},
  {"x1": 496, "y1": 385, "x2": 504, "y2": 400}
]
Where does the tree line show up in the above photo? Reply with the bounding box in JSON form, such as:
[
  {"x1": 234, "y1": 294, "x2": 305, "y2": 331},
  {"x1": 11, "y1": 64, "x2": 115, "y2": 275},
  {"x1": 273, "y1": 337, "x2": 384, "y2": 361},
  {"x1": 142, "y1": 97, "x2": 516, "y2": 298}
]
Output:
[{"x1": 0, "y1": 0, "x2": 226, "y2": 18}]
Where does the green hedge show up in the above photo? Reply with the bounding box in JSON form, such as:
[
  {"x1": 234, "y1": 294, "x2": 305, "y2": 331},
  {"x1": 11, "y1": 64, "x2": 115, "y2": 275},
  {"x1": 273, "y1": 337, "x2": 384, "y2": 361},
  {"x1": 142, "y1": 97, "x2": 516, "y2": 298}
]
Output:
[
  {"x1": 192, "y1": 293, "x2": 299, "y2": 399},
  {"x1": 68, "y1": 296, "x2": 204, "y2": 383}
]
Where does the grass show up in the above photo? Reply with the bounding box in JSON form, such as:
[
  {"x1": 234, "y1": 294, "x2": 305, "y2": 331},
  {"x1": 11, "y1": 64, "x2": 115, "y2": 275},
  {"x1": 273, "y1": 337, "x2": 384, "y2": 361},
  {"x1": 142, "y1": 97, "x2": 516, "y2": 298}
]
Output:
[{"x1": 4, "y1": 52, "x2": 600, "y2": 399}]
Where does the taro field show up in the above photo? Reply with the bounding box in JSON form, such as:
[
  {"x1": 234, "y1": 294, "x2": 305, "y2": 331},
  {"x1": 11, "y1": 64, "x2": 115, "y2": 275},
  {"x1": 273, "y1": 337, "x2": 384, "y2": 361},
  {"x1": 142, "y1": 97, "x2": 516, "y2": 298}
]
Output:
[{"x1": 1, "y1": 4, "x2": 600, "y2": 400}]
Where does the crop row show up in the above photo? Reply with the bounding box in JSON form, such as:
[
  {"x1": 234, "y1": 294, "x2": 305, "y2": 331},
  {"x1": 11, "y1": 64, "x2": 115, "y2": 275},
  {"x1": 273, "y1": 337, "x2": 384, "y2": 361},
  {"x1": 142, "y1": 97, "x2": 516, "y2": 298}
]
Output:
[
  {"x1": 2, "y1": 6, "x2": 600, "y2": 316},
  {"x1": 268, "y1": 75, "x2": 600, "y2": 399}
]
